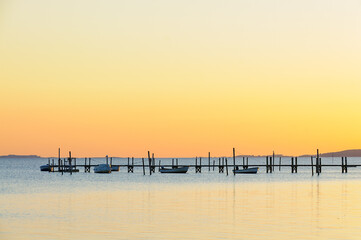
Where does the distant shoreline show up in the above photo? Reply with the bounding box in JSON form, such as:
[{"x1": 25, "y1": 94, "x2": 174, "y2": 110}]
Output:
[
  {"x1": 238, "y1": 149, "x2": 361, "y2": 158},
  {"x1": 0, "y1": 155, "x2": 41, "y2": 159},
  {"x1": 1, "y1": 149, "x2": 361, "y2": 158}
]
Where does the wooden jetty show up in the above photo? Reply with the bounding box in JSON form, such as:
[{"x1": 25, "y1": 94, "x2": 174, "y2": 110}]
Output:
[{"x1": 43, "y1": 148, "x2": 359, "y2": 175}]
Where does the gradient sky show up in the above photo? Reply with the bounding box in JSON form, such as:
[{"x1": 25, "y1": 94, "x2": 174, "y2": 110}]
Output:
[{"x1": 1, "y1": 0, "x2": 361, "y2": 157}]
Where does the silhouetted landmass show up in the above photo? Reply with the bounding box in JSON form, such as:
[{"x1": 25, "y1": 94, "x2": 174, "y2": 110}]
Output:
[
  {"x1": 299, "y1": 149, "x2": 361, "y2": 158},
  {"x1": 236, "y1": 154, "x2": 289, "y2": 158},
  {"x1": 237, "y1": 150, "x2": 361, "y2": 158},
  {"x1": 0, "y1": 155, "x2": 41, "y2": 159},
  {"x1": 1, "y1": 150, "x2": 361, "y2": 159}
]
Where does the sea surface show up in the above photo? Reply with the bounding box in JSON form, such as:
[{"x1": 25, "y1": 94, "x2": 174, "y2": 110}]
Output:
[{"x1": 1, "y1": 157, "x2": 361, "y2": 240}]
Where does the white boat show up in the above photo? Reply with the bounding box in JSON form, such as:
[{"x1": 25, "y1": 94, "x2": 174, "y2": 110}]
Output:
[
  {"x1": 111, "y1": 165, "x2": 119, "y2": 171},
  {"x1": 40, "y1": 164, "x2": 53, "y2": 172},
  {"x1": 233, "y1": 167, "x2": 259, "y2": 174},
  {"x1": 94, "y1": 164, "x2": 111, "y2": 173},
  {"x1": 159, "y1": 166, "x2": 189, "y2": 173}
]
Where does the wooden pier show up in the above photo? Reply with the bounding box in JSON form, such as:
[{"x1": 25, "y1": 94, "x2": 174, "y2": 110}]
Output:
[{"x1": 44, "y1": 148, "x2": 359, "y2": 175}]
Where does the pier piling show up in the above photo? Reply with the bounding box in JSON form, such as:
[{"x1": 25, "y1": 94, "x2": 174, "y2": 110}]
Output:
[
  {"x1": 225, "y1": 158, "x2": 229, "y2": 176},
  {"x1": 208, "y1": 152, "x2": 211, "y2": 171},
  {"x1": 142, "y1": 158, "x2": 145, "y2": 175},
  {"x1": 218, "y1": 158, "x2": 224, "y2": 173},
  {"x1": 279, "y1": 157, "x2": 281, "y2": 171},
  {"x1": 148, "y1": 151, "x2": 152, "y2": 175},
  {"x1": 233, "y1": 148, "x2": 236, "y2": 175}
]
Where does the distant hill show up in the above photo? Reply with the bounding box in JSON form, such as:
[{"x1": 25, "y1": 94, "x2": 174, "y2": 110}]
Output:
[
  {"x1": 0, "y1": 155, "x2": 41, "y2": 159},
  {"x1": 236, "y1": 154, "x2": 289, "y2": 158},
  {"x1": 299, "y1": 149, "x2": 361, "y2": 157},
  {"x1": 237, "y1": 149, "x2": 361, "y2": 158}
]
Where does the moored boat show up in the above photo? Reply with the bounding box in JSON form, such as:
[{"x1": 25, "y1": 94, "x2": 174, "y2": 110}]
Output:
[
  {"x1": 159, "y1": 166, "x2": 189, "y2": 173},
  {"x1": 94, "y1": 164, "x2": 111, "y2": 173},
  {"x1": 111, "y1": 165, "x2": 120, "y2": 171},
  {"x1": 233, "y1": 167, "x2": 259, "y2": 174},
  {"x1": 40, "y1": 164, "x2": 53, "y2": 172}
]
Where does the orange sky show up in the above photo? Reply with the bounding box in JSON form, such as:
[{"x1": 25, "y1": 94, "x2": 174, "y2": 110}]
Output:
[{"x1": 1, "y1": 0, "x2": 361, "y2": 157}]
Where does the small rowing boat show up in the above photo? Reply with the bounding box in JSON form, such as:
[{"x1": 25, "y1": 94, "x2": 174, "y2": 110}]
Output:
[
  {"x1": 40, "y1": 164, "x2": 53, "y2": 172},
  {"x1": 94, "y1": 164, "x2": 111, "y2": 173},
  {"x1": 111, "y1": 165, "x2": 120, "y2": 171},
  {"x1": 159, "y1": 166, "x2": 189, "y2": 174},
  {"x1": 233, "y1": 167, "x2": 259, "y2": 174}
]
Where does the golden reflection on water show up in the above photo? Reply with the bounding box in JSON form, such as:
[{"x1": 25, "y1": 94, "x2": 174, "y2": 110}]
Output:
[{"x1": 1, "y1": 180, "x2": 361, "y2": 239}]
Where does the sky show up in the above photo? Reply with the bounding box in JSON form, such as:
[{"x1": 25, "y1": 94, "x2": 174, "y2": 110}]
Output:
[{"x1": 0, "y1": 0, "x2": 361, "y2": 157}]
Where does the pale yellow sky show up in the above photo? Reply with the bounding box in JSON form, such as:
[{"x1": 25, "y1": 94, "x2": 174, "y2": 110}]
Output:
[{"x1": 0, "y1": 0, "x2": 361, "y2": 157}]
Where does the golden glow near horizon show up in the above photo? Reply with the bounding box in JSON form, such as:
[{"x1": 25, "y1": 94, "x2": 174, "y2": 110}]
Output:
[{"x1": 1, "y1": 0, "x2": 361, "y2": 157}]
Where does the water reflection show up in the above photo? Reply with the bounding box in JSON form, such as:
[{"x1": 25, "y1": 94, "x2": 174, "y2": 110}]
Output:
[{"x1": 2, "y1": 180, "x2": 361, "y2": 239}]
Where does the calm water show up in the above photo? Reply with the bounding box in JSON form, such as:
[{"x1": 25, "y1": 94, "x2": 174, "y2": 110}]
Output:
[{"x1": 1, "y1": 157, "x2": 361, "y2": 239}]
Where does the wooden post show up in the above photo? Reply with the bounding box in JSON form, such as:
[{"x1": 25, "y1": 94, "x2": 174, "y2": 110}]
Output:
[
  {"x1": 345, "y1": 157, "x2": 348, "y2": 173},
  {"x1": 311, "y1": 156, "x2": 314, "y2": 176},
  {"x1": 243, "y1": 157, "x2": 245, "y2": 169},
  {"x1": 110, "y1": 157, "x2": 112, "y2": 167},
  {"x1": 86, "y1": 158, "x2": 90, "y2": 173},
  {"x1": 233, "y1": 148, "x2": 236, "y2": 175},
  {"x1": 58, "y1": 148, "x2": 61, "y2": 172},
  {"x1": 142, "y1": 158, "x2": 145, "y2": 175},
  {"x1": 279, "y1": 157, "x2": 281, "y2": 171},
  {"x1": 341, "y1": 157, "x2": 344, "y2": 173},
  {"x1": 225, "y1": 158, "x2": 229, "y2": 176},
  {"x1": 218, "y1": 157, "x2": 223, "y2": 173},
  {"x1": 295, "y1": 157, "x2": 298, "y2": 173},
  {"x1": 159, "y1": 160, "x2": 161, "y2": 171},
  {"x1": 273, "y1": 151, "x2": 275, "y2": 171},
  {"x1": 148, "y1": 151, "x2": 152, "y2": 175},
  {"x1": 69, "y1": 151, "x2": 72, "y2": 175},
  {"x1": 317, "y1": 149, "x2": 320, "y2": 176},
  {"x1": 266, "y1": 156, "x2": 269, "y2": 173},
  {"x1": 176, "y1": 158, "x2": 178, "y2": 167},
  {"x1": 132, "y1": 157, "x2": 134, "y2": 167},
  {"x1": 106, "y1": 155, "x2": 108, "y2": 165},
  {"x1": 195, "y1": 157, "x2": 197, "y2": 173},
  {"x1": 213, "y1": 160, "x2": 215, "y2": 171},
  {"x1": 172, "y1": 158, "x2": 174, "y2": 168},
  {"x1": 195, "y1": 157, "x2": 202, "y2": 173},
  {"x1": 291, "y1": 157, "x2": 294, "y2": 173},
  {"x1": 152, "y1": 153, "x2": 154, "y2": 165},
  {"x1": 208, "y1": 152, "x2": 211, "y2": 171}
]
